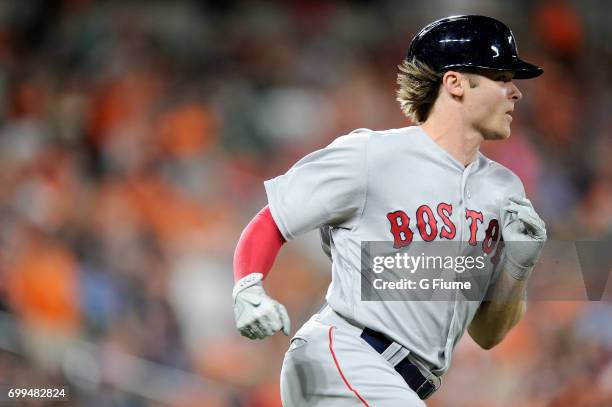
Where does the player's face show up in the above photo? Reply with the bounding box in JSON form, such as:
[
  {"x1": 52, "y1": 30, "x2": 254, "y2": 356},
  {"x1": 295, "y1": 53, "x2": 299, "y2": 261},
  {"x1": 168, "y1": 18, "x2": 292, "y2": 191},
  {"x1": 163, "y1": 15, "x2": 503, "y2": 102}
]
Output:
[{"x1": 462, "y1": 70, "x2": 522, "y2": 140}]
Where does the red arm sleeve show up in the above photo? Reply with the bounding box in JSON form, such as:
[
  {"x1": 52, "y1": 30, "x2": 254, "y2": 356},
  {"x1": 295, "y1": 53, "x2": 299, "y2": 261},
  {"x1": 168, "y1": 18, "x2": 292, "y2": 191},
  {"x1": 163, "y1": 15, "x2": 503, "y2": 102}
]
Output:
[{"x1": 233, "y1": 205, "x2": 286, "y2": 281}]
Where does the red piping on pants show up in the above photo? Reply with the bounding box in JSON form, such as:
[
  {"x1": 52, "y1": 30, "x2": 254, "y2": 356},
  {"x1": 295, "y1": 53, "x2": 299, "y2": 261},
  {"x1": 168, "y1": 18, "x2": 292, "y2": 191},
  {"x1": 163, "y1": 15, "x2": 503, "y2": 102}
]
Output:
[{"x1": 328, "y1": 326, "x2": 370, "y2": 406}]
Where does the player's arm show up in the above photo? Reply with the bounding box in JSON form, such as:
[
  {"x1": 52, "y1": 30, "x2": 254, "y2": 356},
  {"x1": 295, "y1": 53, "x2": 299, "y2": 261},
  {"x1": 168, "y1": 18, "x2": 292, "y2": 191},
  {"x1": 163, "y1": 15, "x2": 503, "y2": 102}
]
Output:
[
  {"x1": 233, "y1": 132, "x2": 369, "y2": 340},
  {"x1": 468, "y1": 196, "x2": 546, "y2": 349},
  {"x1": 232, "y1": 205, "x2": 290, "y2": 340},
  {"x1": 468, "y1": 272, "x2": 527, "y2": 349}
]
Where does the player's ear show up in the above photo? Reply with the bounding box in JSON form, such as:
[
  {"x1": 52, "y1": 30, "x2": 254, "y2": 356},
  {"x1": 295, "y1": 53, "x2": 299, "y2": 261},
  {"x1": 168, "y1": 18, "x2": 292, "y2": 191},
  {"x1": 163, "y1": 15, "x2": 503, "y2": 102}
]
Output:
[{"x1": 441, "y1": 71, "x2": 464, "y2": 97}]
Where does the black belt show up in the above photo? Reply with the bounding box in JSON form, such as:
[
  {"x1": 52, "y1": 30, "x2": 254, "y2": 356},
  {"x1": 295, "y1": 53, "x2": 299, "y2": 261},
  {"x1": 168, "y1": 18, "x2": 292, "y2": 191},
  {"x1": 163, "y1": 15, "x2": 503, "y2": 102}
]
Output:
[{"x1": 360, "y1": 327, "x2": 439, "y2": 400}]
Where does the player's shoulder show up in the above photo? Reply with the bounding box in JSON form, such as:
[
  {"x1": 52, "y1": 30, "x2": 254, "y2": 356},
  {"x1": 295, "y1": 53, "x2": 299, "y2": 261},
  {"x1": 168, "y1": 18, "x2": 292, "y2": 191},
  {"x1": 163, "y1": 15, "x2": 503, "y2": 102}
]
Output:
[
  {"x1": 330, "y1": 126, "x2": 416, "y2": 146},
  {"x1": 480, "y1": 154, "x2": 520, "y2": 181},
  {"x1": 348, "y1": 126, "x2": 417, "y2": 138},
  {"x1": 478, "y1": 153, "x2": 526, "y2": 195}
]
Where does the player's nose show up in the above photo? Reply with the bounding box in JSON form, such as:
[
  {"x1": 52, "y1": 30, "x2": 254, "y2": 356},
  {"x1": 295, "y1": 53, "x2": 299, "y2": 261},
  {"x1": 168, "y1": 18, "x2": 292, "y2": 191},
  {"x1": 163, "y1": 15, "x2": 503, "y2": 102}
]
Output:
[{"x1": 508, "y1": 82, "x2": 522, "y2": 102}]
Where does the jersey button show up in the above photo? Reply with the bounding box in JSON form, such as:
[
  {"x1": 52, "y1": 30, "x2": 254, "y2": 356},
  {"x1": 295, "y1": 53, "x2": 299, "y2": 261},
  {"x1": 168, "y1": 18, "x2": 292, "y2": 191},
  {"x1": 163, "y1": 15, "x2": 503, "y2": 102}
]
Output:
[{"x1": 467, "y1": 190, "x2": 471, "y2": 199}]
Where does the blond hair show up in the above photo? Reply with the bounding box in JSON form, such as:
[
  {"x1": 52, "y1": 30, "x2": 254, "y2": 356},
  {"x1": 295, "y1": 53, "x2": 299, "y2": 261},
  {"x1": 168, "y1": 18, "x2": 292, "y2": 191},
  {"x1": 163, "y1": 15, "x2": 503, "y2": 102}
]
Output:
[{"x1": 396, "y1": 58, "x2": 443, "y2": 124}]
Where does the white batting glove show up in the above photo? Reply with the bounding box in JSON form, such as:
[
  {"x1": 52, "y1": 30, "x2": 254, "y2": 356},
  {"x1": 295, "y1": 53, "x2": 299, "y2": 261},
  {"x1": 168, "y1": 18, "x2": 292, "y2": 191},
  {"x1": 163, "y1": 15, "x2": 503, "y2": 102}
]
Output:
[
  {"x1": 500, "y1": 196, "x2": 547, "y2": 280},
  {"x1": 233, "y1": 273, "x2": 290, "y2": 340}
]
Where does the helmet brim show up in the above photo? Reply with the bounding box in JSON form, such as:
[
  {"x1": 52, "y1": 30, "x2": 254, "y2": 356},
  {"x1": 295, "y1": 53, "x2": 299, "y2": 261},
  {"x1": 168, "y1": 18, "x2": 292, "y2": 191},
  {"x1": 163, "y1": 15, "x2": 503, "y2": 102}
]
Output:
[
  {"x1": 444, "y1": 58, "x2": 543, "y2": 79},
  {"x1": 509, "y1": 58, "x2": 543, "y2": 79}
]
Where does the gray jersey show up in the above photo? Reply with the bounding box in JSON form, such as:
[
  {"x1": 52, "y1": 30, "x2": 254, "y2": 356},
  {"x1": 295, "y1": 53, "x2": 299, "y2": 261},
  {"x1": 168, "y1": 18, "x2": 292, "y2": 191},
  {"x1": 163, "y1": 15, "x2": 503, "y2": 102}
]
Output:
[{"x1": 265, "y1": 126, "x2": 525, "y2": 374}]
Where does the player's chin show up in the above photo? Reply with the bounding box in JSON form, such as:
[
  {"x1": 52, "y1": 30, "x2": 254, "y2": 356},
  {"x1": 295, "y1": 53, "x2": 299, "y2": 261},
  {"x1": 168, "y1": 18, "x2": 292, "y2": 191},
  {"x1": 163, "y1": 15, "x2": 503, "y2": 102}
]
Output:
[{"x1": 499, "y1": 127, "x2": 512, "y2": 139}]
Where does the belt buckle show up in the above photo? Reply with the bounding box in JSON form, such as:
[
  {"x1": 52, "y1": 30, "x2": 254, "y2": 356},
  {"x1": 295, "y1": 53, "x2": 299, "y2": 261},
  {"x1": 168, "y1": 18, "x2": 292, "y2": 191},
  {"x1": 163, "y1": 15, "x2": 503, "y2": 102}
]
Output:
[{"x1": 415, "y1": 371, "x2": 441, "y2": 400}]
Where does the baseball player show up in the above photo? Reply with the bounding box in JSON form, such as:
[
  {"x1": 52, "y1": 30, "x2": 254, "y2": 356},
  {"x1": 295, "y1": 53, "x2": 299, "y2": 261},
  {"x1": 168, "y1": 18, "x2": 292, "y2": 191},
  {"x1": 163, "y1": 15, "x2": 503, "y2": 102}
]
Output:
[{"x1": 232, "y1": 15, "x2": 547, "y2": 406}]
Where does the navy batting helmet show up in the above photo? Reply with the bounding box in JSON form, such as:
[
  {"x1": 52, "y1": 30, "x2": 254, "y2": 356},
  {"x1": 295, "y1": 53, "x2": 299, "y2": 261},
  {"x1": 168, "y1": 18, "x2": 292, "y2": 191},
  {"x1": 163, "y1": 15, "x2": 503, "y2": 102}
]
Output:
[{"x1": 408, "y1": 15, "x2": 543, "y2": 79}]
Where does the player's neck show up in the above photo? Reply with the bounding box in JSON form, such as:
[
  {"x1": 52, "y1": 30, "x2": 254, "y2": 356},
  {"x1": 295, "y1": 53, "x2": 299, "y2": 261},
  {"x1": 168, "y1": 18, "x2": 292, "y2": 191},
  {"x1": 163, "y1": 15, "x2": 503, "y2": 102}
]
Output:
[{"x1": 419, "y1": 115, "x2": 482, "y2": 167}]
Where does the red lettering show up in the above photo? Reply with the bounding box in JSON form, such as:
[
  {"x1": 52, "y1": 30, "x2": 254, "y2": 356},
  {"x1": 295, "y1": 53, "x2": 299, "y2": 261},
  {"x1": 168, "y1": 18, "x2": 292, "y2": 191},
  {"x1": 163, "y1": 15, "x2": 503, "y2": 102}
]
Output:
[
  {"x1": 482, "y1": 219, "x2": 500, "y2": 254},
  {"x1": 386, "y1": 211, "x2": 413, "y2": 248},
  {"x1": 436, "y1": 203, "x2": 456, "y2": 240},
  {"x1": 491, "y1": 238, "x2": 505, "y2": 266},
  {"x1": 465, "y1": 209, "x2": 483, "y2": 246},
  {"x1": 416, "y1": 205, "x2": 437, "y2": 241}
]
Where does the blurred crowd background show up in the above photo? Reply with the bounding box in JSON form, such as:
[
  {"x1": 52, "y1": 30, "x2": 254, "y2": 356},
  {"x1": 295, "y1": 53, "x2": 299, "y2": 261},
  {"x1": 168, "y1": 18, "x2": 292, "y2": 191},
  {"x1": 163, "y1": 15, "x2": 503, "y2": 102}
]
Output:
[{"x1": 0, "y1": 0, "x2": 610, "y2": 406}]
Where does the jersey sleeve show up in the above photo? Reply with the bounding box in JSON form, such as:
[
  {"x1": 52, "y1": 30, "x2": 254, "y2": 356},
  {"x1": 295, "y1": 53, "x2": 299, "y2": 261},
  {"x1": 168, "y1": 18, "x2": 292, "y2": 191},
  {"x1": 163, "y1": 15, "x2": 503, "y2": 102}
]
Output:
[{"x1": 264, "y1": 131, "x2": 370, "y2": 240}]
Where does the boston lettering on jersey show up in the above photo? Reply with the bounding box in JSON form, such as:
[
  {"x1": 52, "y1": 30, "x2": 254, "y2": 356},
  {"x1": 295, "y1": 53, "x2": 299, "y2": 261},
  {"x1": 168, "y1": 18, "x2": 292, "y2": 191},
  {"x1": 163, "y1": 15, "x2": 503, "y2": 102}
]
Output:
[{"x1": 386, "y1": 202, "x2": 501, "y2": 253}]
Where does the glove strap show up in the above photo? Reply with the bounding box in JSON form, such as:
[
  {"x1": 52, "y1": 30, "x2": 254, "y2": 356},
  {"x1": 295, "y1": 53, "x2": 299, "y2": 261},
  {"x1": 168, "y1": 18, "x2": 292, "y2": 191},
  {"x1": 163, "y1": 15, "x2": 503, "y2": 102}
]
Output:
[
  {"x1": 505, "y1": 260, "x2": 534, "y2": 281},
  {"x1": 233, "y1": 273, "x2": 264, "y2": 300}
]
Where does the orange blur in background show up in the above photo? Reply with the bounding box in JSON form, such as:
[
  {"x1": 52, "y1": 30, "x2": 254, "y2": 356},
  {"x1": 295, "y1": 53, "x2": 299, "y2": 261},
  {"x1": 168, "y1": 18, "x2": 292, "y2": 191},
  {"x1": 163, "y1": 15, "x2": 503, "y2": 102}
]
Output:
[{"x1": 0, "y1": 0, "x2": 610, "y2": 406}]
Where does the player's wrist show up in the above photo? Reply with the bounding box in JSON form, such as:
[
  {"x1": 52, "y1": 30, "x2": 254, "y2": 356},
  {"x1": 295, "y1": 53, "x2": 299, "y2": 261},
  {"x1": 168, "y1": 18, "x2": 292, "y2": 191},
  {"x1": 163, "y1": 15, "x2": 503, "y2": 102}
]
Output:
[
  {"x1": 503, "y1": 243, "x2": 543, "y2": 280},
  {"x1": 504, "y1": 257, "x2": 534, "y2": 281},
  {"x1": 504, "y1": 238, "x2": 544, "y2": 267},
  {"x1": 233, "y1": 273, "x2": 264, "y2": 300}
]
